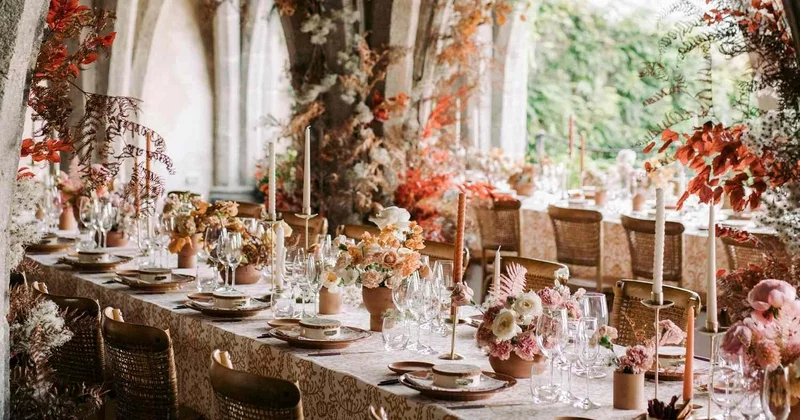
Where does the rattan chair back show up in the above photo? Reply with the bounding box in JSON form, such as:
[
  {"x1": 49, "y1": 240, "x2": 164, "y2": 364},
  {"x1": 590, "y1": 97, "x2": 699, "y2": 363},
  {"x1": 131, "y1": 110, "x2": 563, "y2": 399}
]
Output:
[
  {"x1": 610, "y1": 279, "x2": 701, "y2": 347},
  {"x1": 283, "y1": 213, "x2": 329, "y2": 249},
  {"x1": 547, "y1": 205, "x2": 603, "y2": 267},
  {"x1": 620, "y1": 215, "x2": 685, "y2": 284},
  {"x1": 721, "y1": 232, "x2": 788, "y2": 270},
  {"x1": 476, "y1": 199, "x2": 522, "y2": 252},
  {"x1": 210, "y1": 350, "x2": 303, "y2": 420},
  {"x1": 336, "y1": 224, "x2": 380, "y2": 241},
  {"x1": 101, "y1": 307, "x2": 179, "y2": 419},
  {"x1": 420, "y1": 240, "x2": 455, "y2": 263},
  {"x1": 234, "y1": 201, "x2": 265, "y2": 219},
  {"x1": 501, "y1": 256, "x2": 568, "y2": 292},
  {"x1": 32, "y1": 284, "x2": 104, "y2": 386}
]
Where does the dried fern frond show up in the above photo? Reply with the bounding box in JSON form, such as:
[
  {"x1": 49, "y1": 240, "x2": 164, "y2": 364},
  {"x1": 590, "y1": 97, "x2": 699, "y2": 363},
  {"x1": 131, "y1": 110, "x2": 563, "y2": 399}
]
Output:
[{"x1": 490, "y1": 262, "x2": 527, "y2": 302}]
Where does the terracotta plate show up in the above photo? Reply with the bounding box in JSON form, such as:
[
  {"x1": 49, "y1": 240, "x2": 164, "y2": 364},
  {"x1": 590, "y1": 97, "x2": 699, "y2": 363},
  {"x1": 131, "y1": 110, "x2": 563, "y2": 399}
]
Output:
[
  {"x1": 268, "y1": 318, "x2": 300, "y2": 328},
  {"x1": 59, "y1": 255, "x2": 127, "y2": 272},
  {"x1": 399, "y1": 370, "x2": 516, "y2": 401},
  {"x1": 187, "y1": 292, "x2": 214, "y2": 303},
  {"x1": 184, "y1": 299, "x2": 269, "y2": 318},
  {"x1": 388, "y1": 361, "x2": 435, "y2": 375},
  {"x1": 268, "y1": 325, "x2": 371, "y2": 350},
  {"x1": 27, "y1": 237, "x2": 76, "y2": 253},
  {"x1": 113, "y1": 272, "x2": 194, "y2": 292}
]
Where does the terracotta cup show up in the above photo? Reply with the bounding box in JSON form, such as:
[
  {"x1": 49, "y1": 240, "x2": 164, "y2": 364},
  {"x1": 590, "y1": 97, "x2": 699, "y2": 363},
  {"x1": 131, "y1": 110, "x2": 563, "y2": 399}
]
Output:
[
  {"x1": 106, "y1": 231, "x2": 129, "y2": 248},
  {"x1": 362, "y1": 286, "x2": 395, "y2": 332},
  {"x1": 632, "y1": 193, "x2": 646, "y2": 212},
  {"x1": 177, "y1": 234, "x2": 202, "y2": 268},
  {"x1": 613, "y1": 371, "x2": 645, "y2": 410},
  {"x1": 59, "y1": 206, "x2": 78, "y2": 231},
  {"x1": 234, "y1": 264, "x2": 262, "y2": 285},
  {"x1": 594, "y1": 190, "x2": 607, "y2": 207},
  {"x1": 319, "y1": 287, "x2": 342, "y2": 314},
  {"x1": 489, "y1": 352, "x2": 546, "y2": 378}
]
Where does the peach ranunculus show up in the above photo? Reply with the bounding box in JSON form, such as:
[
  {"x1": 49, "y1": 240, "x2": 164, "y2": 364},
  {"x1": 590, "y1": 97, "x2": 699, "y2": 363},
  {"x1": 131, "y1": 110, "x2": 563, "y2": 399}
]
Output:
[
  {"x1": 747, "y1": 279, "x2": 797, "y2": 313},
  {"x1": 380, "y1": 250, "x2": 399, "y2": 268},
  {"x1": 361, "y1": 269, "x2": 383, "y2": 289}
]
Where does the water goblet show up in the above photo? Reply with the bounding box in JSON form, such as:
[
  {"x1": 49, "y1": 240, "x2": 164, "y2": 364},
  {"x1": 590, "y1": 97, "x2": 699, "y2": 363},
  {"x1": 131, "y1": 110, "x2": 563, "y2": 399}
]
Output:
[
  {"x1": 221, "y1": 231, "x2": 243, "y2": 290},
  {"x1": 575, "y1": 317, "x2": 600, "y2": 410},
  {"x1": 533, "y1": 307, "x2": 568, "y2": 403}
]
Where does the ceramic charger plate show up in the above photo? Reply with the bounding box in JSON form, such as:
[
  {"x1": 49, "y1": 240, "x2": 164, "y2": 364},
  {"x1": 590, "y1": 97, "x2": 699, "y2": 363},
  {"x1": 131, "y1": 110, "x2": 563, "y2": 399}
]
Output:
[
  {"x1": 114, "y1": 270, "x2": 194, "y2": 292},
  {"x1": 26, "y1": 237, "x2": 77, "y2": 253},
  {"x1": 388, "y1": 361, "x2": 435, "y2": 375},
  {"x1": 399, "y1": 370, "x2": 516, "y2": 401},
  {"x1": 268, "y1": 324, "x2": 371, "y2": 349},
  {"x1": 59, "y1": 254, "x2": 128, "y2": 271},
  {"x1": 184, "y1": 299, "x2": 270, "y2": 318}
]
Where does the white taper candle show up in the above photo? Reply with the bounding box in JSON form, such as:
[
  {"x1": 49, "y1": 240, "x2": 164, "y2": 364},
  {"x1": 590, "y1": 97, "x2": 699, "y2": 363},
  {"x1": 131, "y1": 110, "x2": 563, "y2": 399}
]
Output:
[
  {"x1": 493, "y1": 247, "x2": 502, "y2": 295},
  {"x1": 268, "y1": 141, "x2": 276, "y2": 220},
  {"x1": 706, "y1": 202, "x2": 718, "y2": 330},
  {"x1": 303, "y1": 126, "x2": 311, "y2": 214},
  {"x1": 276, "y1": 223, "x2": 285, "y2": 289},
  {"x1": 653, "y1": 188, "x2": 665, "y2": 297}
]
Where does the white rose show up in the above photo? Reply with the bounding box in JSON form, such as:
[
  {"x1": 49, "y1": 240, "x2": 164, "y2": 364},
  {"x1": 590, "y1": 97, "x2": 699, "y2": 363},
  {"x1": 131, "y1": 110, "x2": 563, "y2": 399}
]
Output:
[
  {"x1": 369, "y1": 206, "x2": 411, "y2": 230},
  {"x1": 491, "y1": 309, "x2": 522, "y2": 342},
  {"x1": 336, "y1": 267, "x2": 358, "y2": 286},
  {"x1": 513, "y1": 291, "x2": 543, "y2": 318}
]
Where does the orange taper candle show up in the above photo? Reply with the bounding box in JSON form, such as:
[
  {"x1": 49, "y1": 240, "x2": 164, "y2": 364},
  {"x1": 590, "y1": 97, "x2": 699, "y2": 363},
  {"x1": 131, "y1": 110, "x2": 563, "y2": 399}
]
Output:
[
  {"x1": 133, "y1": 154, "x2": 140, "y2": 216},
  {"x1": 683, "y1": 306, "x2": 695, "y2": 402},
  {"x1": 452, "y1": 192, "x2": 466, "y2": 283}
]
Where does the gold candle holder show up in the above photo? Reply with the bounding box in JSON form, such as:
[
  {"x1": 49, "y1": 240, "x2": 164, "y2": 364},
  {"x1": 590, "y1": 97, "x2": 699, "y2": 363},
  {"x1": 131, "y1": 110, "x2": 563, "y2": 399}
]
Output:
[
  {"x1": 293, "y1": 212, "x2": 318, "y2": 251},
  {"x1": 696, "y1": 324, "x2": 729, "y2": 420},
  {"x1": 640, "y1": 292, "x2": 674, "y2": 400},
  {"x1": 439, "y1": 305, "x2": 464, "y2": 360},
  {"x1": 263, "y1": 218, "x2": 283, "y2": 311}
]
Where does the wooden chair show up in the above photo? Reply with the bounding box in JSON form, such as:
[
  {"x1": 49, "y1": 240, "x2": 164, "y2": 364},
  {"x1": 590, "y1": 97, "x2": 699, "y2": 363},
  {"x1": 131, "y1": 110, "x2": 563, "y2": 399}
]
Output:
[
  {"x1": 721, "y1": 232, "x2": 788, "y2": 270},
  {"x1": 234, "y1": 201, "x2": 265, "y2": 219},
  {"x1": 31, "y1": 282, "x2": 105, "y2": 388},
  {"x1": 167, "y1": 191, "x2": 201, "y2": 200},
  {"x1": 547, "y1": 205, "x2": 611, "y2": 293},
  {"x1": 101, "y1": 307, "x2": 199, "y2": 419},
  {"x1": 610, "y1": 279, "x2": 701, "y2": 347},
  {"x1": 210, "y1": 349, "x2": 303, "y2": 419},
  {"x1": 369, "y1": 405, "x2": 388, "y2": 420},
  {"x1": 419, "y1": 240, "x2": 456, "y2": 264},
  {"x1": 476, "y1": 199, "x2": 522, "y2": 296},
  {"x1": 336, "y1": 224, "x2": 380, "y2": 240},
  {"x1": 500, "y1": 256, "x2": 568, "y2": 292},
  {"x1": 620, "y1": 215, "x2": 685, "y2": 286},
  {"x1": 282, "y1": 213, "x2": 329, "y2": 249}
]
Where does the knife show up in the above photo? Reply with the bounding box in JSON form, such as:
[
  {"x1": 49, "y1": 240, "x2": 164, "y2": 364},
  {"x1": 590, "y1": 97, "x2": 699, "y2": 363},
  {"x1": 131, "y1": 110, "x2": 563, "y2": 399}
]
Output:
[
  {"x1": 306, "y1": 350, "x2": 381, "y2": 357},
  {"x1": 449, "y1": 402, "x2": 527, "y2": 410},
  {"x1": 377, "y1": 379, "x2": 400, "y2": 386}
]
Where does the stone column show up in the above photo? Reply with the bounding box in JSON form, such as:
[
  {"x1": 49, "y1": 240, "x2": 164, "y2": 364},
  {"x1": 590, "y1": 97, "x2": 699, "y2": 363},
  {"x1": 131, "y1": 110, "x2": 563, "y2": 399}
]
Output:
[
  {"x1": 492, "y1": 11, "x2": 529, "y2": 157},
  {"x1": 0, "y1": 2, "x2": 49, "y2": 417},
  {"x1": 384, "y1": 0, "x2": 420, "y2": 131}
]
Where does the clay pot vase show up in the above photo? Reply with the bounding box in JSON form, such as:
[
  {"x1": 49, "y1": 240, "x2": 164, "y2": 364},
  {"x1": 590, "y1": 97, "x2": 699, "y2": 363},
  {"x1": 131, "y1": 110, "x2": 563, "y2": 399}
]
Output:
[
  {"x1": 362, "y1": 286, "x2": 396, "y2": 332},
  {"x1": 632, "y1": 193, "x2": 646, "y2": 212},
  {"x1": 489, "y1": 352, "x2": 546, "y2": 378},
  {"x1": 319, "y1": 287, "x2": 342, "y2": 314},
  {"x1": 59, "y1": 206, "x2": 77, "y2": 231},
  {"x1": 513, "y1": 182, "x2": 535, "y2": 197},
  {"x1": 594, "y1": 190, "x2": 607, "y2": 207},
  {"x1": 234, "y1": 264, "x2": 262, "y2": 285},
  {"x1": 177, "y1": 234, "x2": 202, "y2": 268},
  {"x1": 613, "y1": 371, "x2": 645, "y2": 410},
  {"x1": 106, "y1": 231, "x2": 129, "y2": 248}
]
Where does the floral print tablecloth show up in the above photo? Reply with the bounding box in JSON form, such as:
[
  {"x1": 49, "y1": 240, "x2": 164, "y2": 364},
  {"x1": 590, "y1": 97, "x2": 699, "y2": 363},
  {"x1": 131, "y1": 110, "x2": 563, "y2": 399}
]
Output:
[{"x1": 24, "y1": 251, "x2": 715, "y2": 420}]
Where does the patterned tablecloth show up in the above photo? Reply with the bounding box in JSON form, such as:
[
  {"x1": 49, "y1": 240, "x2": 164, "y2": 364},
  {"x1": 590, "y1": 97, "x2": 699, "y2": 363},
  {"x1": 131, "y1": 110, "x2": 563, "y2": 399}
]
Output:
[{"x1": 24, "y1": 251, "x2": 718, "y2": 420}]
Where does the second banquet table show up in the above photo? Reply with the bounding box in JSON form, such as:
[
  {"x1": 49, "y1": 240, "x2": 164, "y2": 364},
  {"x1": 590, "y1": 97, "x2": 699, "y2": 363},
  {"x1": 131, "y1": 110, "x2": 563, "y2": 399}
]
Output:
[{"x1": 24, "y1": 247, "x2": 715, "y2": 419}]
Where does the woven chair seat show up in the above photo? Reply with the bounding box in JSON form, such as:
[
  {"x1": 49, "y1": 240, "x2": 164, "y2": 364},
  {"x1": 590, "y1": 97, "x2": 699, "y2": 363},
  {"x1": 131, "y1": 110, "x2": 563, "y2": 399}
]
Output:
[
  {"x1": 610, "y1": 279, "x2": 701, "y2": 348},
  {"x1": 620, "y1": 215, "x2": 685, "y2": 285}
]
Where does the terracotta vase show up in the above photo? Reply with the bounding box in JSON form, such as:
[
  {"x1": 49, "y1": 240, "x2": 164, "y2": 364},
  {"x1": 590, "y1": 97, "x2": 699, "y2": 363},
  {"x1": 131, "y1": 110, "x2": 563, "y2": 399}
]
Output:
[
  {"x1": 59, "y1": 206, "x2": 77, "y2": 231},
  {"x1": 613, "y1": 371, "x2": 645, "y2": 410},
  {"x1": 234, "y1": 264, "x2": 262, "y2": 285},
  {"x1": 594, "y1": 190, "x2": 607, "y2": 207},
  {"x1": 177, "y1": 234, "x2": 202, "y2": 268},
  {"x1": 319, "y1": 287, "x2": 342, "y2": 314},
  {"x1": 106, "y1": 231, "x2": 129, "y2": 248},
  {"x1": 513, "y1": 182, "x2": 535, "y2": 197},
  {"x1": 632, "y1": 193, "x2": 646, "y2": 212},
  {"x1": 362, "y1": 286, "x2": 396, "y2": 332},
  {"x1": 489, "y1": 352, "x2": 546, "y2": 378}
]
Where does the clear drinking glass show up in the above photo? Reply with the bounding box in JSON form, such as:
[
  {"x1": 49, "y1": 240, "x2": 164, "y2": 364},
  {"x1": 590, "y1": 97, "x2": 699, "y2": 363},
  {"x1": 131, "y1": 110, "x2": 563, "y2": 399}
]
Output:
[
  {"x1": 413, "y1": 276, "x2": 437, "y2": 355},
  {"x1": 78, "y1": 197, "x2": 97, "y2": 250},
  {"x1": 763, "y1": 365, "x2": 791, "y2": 420},
  {"x1": 222, "y1": 231, "x2": 243, "y2": 290},
  {"x1": 136, "y1": 216, "x2": 153, "y2": 269},
  {"x1": 99, "y1": 203, "x2": 116, "y2": 248},
  {"x1": 711, "y1": 344, "x2": 745, "y2": 419},
  {"x1": 382, "y1": 315, "x2": 410, "y2": 351},
  {"x1": 740, "y1": 367, "x2": 764, "y2": 420},
  {"x1": 575, "y1": 317, "x2": 600, "y2": 410},
  {"x1": 533, "y1": 307, "x2": 568, "y2": 403},
  {"x1": 292, "y1": 250, "x2": 307, "y2": 318},
  {"x1": 581, "y1": 293, "x2": 609, "y2": 378},
  {"x1": 559, "y1": 320, "x2": 583, "y2": 403},
  {"x1": 303, "y1": 255, "x2": 318, "y2": 317}
]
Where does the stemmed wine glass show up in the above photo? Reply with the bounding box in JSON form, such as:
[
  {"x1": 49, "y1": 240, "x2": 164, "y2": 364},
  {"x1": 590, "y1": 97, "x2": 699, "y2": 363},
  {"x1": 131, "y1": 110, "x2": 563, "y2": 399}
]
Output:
[
  {"x1": 433, "y1": 261, "x2": 454, "y2": 336},
  {"x1": 303, "y1": 255, "x2": 318, "y2": 317},
  {"x1": 711, "y1": 342, "x2": 746, "y2": 419},
  {"x1": 98, "y1": 202, "x2": 116, "y2": 248},
  {"x1": 763, "y1": 365, "x2": 791, "y2": 420},
  {"x1": 533, "y1": 307, "x2": 568, "y2": 403},
  {"x1": 575, "y1": 317, "x2": 600, "y2": 410},
  {"x1": 414, "y1": 277, "x2": 439, "y2": 355},
  {"x1": 153, "y1": 215, "x2": 173, "y2": 268},
  {"x1": 201, "y1": 226, "x2": 224, "y2": 290},
  {"x1": 135, "y1": 216, "x2": 154, "y2": 268},
  {"x1": 221, "y1": 231, "x2": 243, "y2": 290},
  {"x1": 581, "y1": 293, "x2": 609, "y2": 378},
  {"x1": 393, "y1": 273, "x2": 421, "y2": 350},
  {"x1": 560, "y1": 320, "x2": 583, "y2": 403},
  {"x1": 43, "y1": 186, "x2": 62, "y2": 233},
  {"x1": 292, "y1": 249, "x2": 307, "y2": 318},
  {"x1": 79, "y1": 197, "x2": 97, "y2": 250}
]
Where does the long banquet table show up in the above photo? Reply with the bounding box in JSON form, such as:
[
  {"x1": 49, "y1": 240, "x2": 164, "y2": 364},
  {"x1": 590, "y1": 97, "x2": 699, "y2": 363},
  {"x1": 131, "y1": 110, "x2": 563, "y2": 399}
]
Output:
[{"x1": 25, "y1": 248, "x2": 718, "y2": 420}]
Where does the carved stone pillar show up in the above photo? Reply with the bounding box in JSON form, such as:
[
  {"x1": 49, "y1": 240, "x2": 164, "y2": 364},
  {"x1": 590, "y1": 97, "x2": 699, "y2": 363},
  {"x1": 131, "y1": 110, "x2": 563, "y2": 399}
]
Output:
[{"x1": 492, "y1": 11, "x2": 529, "y2": 157}]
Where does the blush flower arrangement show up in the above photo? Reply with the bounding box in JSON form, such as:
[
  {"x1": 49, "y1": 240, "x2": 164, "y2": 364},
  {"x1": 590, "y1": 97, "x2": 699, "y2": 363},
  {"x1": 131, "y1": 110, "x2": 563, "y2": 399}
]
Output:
[
  {"x1": 331, "y1": 206, "x2": 425, "y2": 290},
  {"x1": 163, "y1": 194, "x2": 239, "y2": 253}
]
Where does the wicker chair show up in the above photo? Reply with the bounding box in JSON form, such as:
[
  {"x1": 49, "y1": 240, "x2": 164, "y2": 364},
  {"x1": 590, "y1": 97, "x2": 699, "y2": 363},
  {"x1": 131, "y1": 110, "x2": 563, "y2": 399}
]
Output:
[
  {"x1": 419, "y1": 240, "x2": 456, "y2": 264},
  {"x1": 476, "y1": 199, "x2": 522, "y2": 297},
  {"x1": 210, "y1": 349, "x2": 304, "y2": 420},
  {"x1": 620, "y1": 215, "x2": 685, "y2": 286},
  {"x1": 500, "y1": 256, "x2": 568, "y2": 292},
  {"x1": 336, "y1": 224, "x2": 380, "y2": 241},
  {"x1": 721, "y1": 232, "x2": 788, "y2": 270},
  {"x1": 610, "y1": 279, "x2": 701, "y2": 347},
  {"x1": 102, "y1": 307, "x2": 199, "y2": 419},
  {"x1": 234, "y1": 201, "x2": 266, "y2": 219},
  {"x1": 547, "y1": 205, "x2": 611, "y2": 292},
  {"x1": 167, "y1": 191, "x2": 201, "y2": 199},
  {"x1": 282, "y1": 213, "x2": 329, "y2": 249},
  {"x1": 31, "y1": 282, "x2": 105, "y2": 388},
  {"x1": 369, "y1": 406, "x2": 388, "y2": 420}
]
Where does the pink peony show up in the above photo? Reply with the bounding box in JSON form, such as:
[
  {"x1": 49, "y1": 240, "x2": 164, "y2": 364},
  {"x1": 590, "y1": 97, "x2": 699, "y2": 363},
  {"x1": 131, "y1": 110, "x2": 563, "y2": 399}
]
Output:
[
  {"x1": 748, "y1": 279, "x2": 797, "y2": 313},
  {"x1": 488, "y1": 340, "x2": 513, "y2": 360},
  {"x1": 513, "y1": 330, "x2": 541, "y2": 361},
  {"x1": 537, "y1": 288, "x2": 563, "y2": 309},
  {"x1": 722, "y1": 322, "x2": 753, "y2": 355}
]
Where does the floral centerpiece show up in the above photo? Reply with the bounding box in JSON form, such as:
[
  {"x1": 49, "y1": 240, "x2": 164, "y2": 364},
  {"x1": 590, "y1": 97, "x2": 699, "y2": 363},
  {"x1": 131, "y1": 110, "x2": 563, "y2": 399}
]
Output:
[
  {"x1": 508, "y1": 162, "x2": 536, "y2": 196},
  {"x1": 475, "y1": 263, "x2": 583, "y2": 378},
  {"x1": 103, "y1": 183, "x2": 136, "y2": 247},
  {"x1": 221, "y1": 217, "x2": 293, "y2": 284},
  {"x1": 163, "y1": 194, "x2": 238, "y2": 268},
  {"x1": 329, "y1": 206, "x2": 425, "y2": 331}
]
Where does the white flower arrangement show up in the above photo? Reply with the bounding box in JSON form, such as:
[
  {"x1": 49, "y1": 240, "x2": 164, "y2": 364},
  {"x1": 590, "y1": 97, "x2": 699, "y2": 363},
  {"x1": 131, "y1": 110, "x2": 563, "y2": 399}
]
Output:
[
  {"x1": 7, "y1": 176, "x2": 45, "y2": 271},
  {"x1": 10, "y1": 299, "x2": 72, "y2": 357}
]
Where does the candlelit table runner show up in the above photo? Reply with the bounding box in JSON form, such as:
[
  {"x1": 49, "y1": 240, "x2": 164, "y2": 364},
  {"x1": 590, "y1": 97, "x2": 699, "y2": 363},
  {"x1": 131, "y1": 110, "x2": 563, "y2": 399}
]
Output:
[{"x1": 24, "y1": 252, "x2": 718, "y2": 419}]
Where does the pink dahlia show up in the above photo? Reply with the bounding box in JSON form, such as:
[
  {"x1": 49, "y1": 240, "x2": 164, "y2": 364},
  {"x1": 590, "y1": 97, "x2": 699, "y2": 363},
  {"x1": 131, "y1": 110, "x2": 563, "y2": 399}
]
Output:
[{"x1": 748, "y1": 279, "x2": 797, "y2": 313}]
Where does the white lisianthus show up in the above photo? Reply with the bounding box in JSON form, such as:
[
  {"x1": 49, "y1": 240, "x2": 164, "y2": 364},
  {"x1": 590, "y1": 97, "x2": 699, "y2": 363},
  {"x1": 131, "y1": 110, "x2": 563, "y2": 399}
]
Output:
[
  {"x1": 513, "y1": 291, "x2": 543, "y2": 318},
  {"x1": 336, "y1": 267, "x2": 359, "y2": 286},
  {"x1": 322, "y1": 271, "x2": 341, "y2": 294},
  {"x1": 491, "y1": 309, "x2": 522, "y2": 342},
  {"x1": 369, "y1": 206, "x2": 411, "y2": 230}
]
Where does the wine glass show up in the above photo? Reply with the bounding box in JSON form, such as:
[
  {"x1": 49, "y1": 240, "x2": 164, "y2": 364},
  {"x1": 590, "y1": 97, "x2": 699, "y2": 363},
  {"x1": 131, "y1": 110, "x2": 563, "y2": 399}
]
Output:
[
  {"x1": 575, "y1": 317, "x2": 600, "y2": 410},
  {"x1": 303, "y1": 255, "x2": 318, "y2": 317},
  {"x1": 740, "y1": 367, "x2": 764, "y2": 420},
  {"x1": 417, "y1": 277, "x2": 439, "y2": 355},
  {"x1": 44, "y1": 186, "x2": 62, "y2": 232},
  {"x1": 434, "y1": 261, "x2": 454, "y2": 336},
  {"x1": 78, "y1": 197, "x2": 97, "y2": 250},
  {"x1": 581, "y1": 293, "x2": 609, "y2": 378},
  {"x1": 763, "y1": 365, "x2": 791, "y2": 420},
  {"x1": 200, "y1": 226, "x2": 224, "y2": 291},
  {"x1": 393, "y1": 273, "x2": 420, "y2": 350},
  {"x1": 153, "y1": 215, "x2": 173, "y2": 268},
  {"x1": 293, "y1": 250, "x2": 308, "y2": 318},
  {"x1": 559, "y1": 320, "x2": 583, "y2": 403},
  {"x1": 221, "y1": 231, "x2": 243, "y2": 290},
  {"x1": 135, "y1": 216, "x2": 154, "y2": 268},
  {"x1": 533, "y1": 307, "x2": 568, "y2": 403},
  {"x1": 711, "y1": 344, "x2": 746, "y2": 419},
  {"x1": 99, "y1": 203, "x2": 116, "y2": 248}
]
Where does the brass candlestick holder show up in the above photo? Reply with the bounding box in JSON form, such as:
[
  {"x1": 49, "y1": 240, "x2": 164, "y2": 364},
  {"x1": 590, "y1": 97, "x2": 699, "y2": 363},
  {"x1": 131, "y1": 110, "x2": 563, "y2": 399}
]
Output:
[
  {"x1": 264, "y1": 218, "x2": 283, "y2": 313},
  {"x1": 439, "y1": 306, "x2": 464, "y2": 360},
  {"x1": 293, "y1": 212, "x2": 318, "y2": 251},
  {"x1": 640, "y1": 291, "x2": 675, "y2": 400},
  {"x1": 696, "y1": 323, "x2": 728, "y2": 420}
]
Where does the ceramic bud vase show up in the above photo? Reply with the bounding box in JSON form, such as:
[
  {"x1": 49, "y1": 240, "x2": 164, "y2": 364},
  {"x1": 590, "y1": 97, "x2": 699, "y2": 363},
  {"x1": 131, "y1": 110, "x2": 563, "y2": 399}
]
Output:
[
  {"x1": 632, "y1": 193, "x2": 646, "y2": 212},
  {"x1": 489, "y1": 353, "x2": 546, "y2": 378},
  {"x1": 613, "y1": 371, "x2": 645, "y2": 410},
  {"x1": 59, "y1": 206, "x2": 77, "y2": 231},
  {"x1": 319, "y1": 287, "x2": 342, "y2": 314},
  {"x1": 177, "y1": 234, "x2": 201, "y2": 268},
  {"x1": 234, "y1": 264, "x2": 262, "y2": 285},
  {"x1": 594, "y1": 189, "x2": 607, "y2": 207},
  {"x1": 362, "y1": 286, "x2": 395, "y2": 332},
  {"x1": 106, "y1": 231, "x2": 129, "y2": 248}
]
